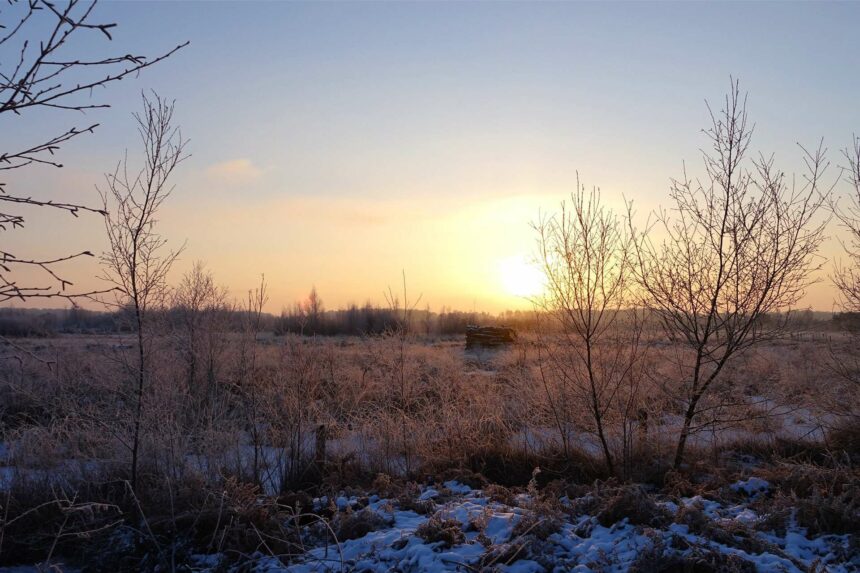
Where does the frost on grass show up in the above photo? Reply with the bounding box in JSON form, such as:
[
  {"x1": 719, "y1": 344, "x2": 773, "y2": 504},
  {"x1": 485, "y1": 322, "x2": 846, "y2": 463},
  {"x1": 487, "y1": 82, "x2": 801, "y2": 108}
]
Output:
[{"x1": 254, "y1": 481, "x2": 856, "y2": 573}]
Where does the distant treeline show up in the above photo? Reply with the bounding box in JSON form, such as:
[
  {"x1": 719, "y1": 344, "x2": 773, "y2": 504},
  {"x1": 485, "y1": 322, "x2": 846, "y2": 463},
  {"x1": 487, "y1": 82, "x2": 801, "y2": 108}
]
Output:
[
  {"x1": 0, "y1": 307, "x2": 125, "y2": 337},
  {"x1": 0, "y1": 305, "x2": 844, "y2": 338},
  {"x1": 833, "y1": 311, "x2": 860, "y2": 332},
  {"x1": 0, "y1": 305, "x2": 538, "y2": 338},
  {"x1": 273, "y1": 304, "x2": 537, "y2": 336}
]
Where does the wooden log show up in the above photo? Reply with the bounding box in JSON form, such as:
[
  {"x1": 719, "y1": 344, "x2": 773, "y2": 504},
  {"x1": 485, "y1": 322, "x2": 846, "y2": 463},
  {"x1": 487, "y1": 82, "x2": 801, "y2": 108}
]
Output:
[{"x1": 465, "y1": 325, "x2": 517, "y2": 348}]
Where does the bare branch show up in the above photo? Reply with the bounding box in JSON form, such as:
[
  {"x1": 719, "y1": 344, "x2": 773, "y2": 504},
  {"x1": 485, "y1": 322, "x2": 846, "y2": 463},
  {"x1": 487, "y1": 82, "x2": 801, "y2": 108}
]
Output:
[
  {"x1": 628, "y1": 79, "x2": 831, "y2": 468},
  {"x1": 0, "y1": 0, "x2": 186, "y2": 303}
]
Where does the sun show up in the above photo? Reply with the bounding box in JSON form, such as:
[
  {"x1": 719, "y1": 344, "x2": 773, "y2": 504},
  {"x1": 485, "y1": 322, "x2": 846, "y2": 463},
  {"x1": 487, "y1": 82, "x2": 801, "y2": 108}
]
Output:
[{"x1": 498, "y1": 256, "x2": 545, "y2": 298}]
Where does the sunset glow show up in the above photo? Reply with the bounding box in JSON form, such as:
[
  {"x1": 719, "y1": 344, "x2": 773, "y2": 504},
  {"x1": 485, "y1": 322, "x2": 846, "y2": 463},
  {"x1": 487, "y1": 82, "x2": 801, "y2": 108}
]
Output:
[
  {"x1": 3, "y1": 3, "x2": 860, "y2": 569},
  {"x1": 0, "y1": 1, "x2": 857, "y2": 314},
  {"x1": 498, "y1": 256, "x2": 545, "y2": 299}
]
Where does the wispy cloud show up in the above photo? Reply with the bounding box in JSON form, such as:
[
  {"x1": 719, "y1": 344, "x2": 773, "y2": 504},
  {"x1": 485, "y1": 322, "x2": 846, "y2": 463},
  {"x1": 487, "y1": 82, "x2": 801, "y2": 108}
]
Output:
[{"x1": 205, "y1": 158, "x2": 263, "y2": 183}]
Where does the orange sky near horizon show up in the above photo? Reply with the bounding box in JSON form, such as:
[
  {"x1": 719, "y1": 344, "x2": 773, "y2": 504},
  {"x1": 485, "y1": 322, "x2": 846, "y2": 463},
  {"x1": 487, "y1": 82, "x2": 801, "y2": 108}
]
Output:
[
  {"x1": 1, "y1": 2, "x2": 857, "y2": 316},
  {"x1": 1, "y1": 160, "x2": 848, "y2": 316}
]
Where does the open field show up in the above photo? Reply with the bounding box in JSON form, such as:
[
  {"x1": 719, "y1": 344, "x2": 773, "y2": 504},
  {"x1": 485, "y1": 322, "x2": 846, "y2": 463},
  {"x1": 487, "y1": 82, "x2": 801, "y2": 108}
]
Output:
[
  {"x1": 0, "y1": 330, "x2": 857, "y2": 571},
  {"x1": 3, "y1": 4, "x2": 860, "y2": 570}
]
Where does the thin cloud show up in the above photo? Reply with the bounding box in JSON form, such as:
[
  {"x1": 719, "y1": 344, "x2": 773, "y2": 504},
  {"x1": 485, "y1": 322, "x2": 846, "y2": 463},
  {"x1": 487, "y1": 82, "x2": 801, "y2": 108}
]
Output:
[{"x1": 205, "y1": 158, "x2": 263, "y2": 182}]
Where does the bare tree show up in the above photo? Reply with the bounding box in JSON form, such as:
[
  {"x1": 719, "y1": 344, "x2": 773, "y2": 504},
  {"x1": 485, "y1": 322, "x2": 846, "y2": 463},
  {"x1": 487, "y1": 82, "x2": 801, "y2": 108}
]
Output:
[
  {"x1": 305, "y1": 285, "x2": 324, "y2": 335},
  {"x1": 383, "y1": 270, "x2": 422, "y2": 475},
  {"x1": 235, "y1": 274, "x2": 269, "y2": 486},
  {"x1": 0, "y1": 0, "x2": 186, "y2": 303},
  {"x1": 630, "y1": 81, "x2": 830, "y2": 469},
  {"x1": 532, "y1": 181, "x2": 644, "y2": 475},
  {"x1": 171, "y1": 261, "x2": 231, "y2": 428},
  {"x1": 384, "y1": 270, "x2": 422, "y2": 335},
  {"x1": 99, "y1": 93, "x2": 188, "y2": 491},
  {"x1": 825, "y1": 135, "x2": 860, "y2": 397},
  {"x1": 833, "y1": 135, "x2": 860, "y2": 312}
]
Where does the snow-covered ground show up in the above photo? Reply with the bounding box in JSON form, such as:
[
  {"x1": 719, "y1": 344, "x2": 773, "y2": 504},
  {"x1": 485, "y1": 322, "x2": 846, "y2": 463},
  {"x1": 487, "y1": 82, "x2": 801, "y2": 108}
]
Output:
[{"x1": 172, "y1": 479, "x2": 856, "y2": 573}]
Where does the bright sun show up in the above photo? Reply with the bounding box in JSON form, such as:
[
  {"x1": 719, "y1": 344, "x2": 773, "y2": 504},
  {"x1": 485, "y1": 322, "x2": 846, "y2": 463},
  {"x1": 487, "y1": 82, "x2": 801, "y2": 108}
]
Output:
[{"x1": 498, "y1": 256, "x2": 545, "y2": 298}]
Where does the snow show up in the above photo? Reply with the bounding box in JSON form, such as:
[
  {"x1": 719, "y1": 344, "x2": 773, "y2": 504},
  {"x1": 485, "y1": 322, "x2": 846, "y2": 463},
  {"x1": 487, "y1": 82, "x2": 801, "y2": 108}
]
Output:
[
  {"x1": 498, "y1": 561, "x2": 544, "y2": 572},
  {"x1": 2, "y1": 480, "x2": 854, "y2": 572},
  {"x1": 259, "y1": 483, "x2": 853, "y2": 572},
  {"x1": 443, "y1": 480, "x2": 472, "y2": 494},
  {"x1": 681, "y1": 494, "x2": 722, "y2": 516},
  {"x1": 334, "y1": 496, "x2": 349, "y2": 510},
  {"x1": 484, "y1": 512, "x2": 520, "y2": 544},
  {"x1": 0, "y1": 438, "x2": 853, "y2": 573},
  {"x1": 189, "y1": 554, "x2": 223, "y2": 568},
  {"x1": 733, "y1": 508, "x2": 759, "y2": 524},
  {"x1": 731, "y1": 476, "x2": 771, "y2": 497},
  {"x1": 418, "y1": 487, "x2": 439, "y2": 501}
]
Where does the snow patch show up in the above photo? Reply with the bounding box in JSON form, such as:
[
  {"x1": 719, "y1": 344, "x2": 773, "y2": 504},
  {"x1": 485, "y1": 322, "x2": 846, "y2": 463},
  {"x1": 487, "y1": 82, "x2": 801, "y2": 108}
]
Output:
[{"x1": 731, "y1": 477, "x2": 770, "y2": 497}]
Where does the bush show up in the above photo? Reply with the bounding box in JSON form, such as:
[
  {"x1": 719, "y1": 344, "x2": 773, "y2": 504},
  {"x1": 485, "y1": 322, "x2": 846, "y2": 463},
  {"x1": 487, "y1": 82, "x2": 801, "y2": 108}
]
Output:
[
  {"x1": 484, "y1": 483, "x2": 517, "y2": 506},
  {"x1": 437, "y1": 467, "x2": 488, "y2": 490},
  {"x1": 415, "y1": 514, "x2": 465, "y2": 547},
  {"x1": 794, "y1": 489, "x2": 860, "y2": 535},
  {"x1": 511, "y1": 511, "x2": 562, "y2": 541},
  {"x1": 751, "y1": 462, "x2": 860, "y2": 534},
  {"x1": 371, "y1": 473, "x2": 395, "y2": 497},
  {"x1": 334, "y1": 508, "x2": 391, "y2": 541},
  {"x1": 595, "y1": 485, "x2": 670, "y2": 528},
  {"x1": 395, "y1": 482, "x2": 436, "y2": 515},
  {"x1": 631, "y1": 537, "x2": 757, "y2": 573},
  {"x1": 478, "y1": 540, "x2": 529, "y2": 568},
  {"x1": 828, "y1": 420, "x2": 860, "y2": 461}
]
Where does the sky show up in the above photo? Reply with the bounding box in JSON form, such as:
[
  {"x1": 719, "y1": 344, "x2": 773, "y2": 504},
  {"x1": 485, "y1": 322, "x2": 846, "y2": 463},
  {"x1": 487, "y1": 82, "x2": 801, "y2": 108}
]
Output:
[{"x1": 2, "y1": 1, "x2": 860, "y2": 313}]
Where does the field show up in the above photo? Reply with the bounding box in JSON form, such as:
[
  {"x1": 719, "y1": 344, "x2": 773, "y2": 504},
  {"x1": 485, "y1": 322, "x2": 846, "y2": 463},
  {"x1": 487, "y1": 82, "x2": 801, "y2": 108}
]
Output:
[
  {"x1": 3, "y1": 0, "x2": 860, "y2": 571},
  {"x1": 0, "y1": 328, "x2": 857, "y2": 572}
]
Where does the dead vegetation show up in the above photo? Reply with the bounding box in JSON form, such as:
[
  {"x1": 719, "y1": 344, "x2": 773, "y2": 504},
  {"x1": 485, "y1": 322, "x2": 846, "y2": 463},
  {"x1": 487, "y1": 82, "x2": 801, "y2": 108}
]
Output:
[
  {"x1": 414, "y1": 514, "x2": 465, "y2": 548},
  {"x1": 0, "y1": 67, "x2": 858, "y2": 569},
  {"x1": 631, "y1": 539, "x2": 759, "y2": 573},
  {"x1": 1, "y1": 327, "x2": 858, "y2": 568}
]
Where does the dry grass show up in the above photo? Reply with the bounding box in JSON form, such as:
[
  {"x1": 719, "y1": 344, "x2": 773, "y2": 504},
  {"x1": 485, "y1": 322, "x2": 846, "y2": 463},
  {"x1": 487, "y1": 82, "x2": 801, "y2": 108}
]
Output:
[
  {"x1": 1, "y1": 331, "x2": 858, "y2": 567},
  {"x1": 748, "y1": 463, "x2": 860, "y2": 536},
  {"x1": 333, "y1": 508, "x2": 391, "y2": 541},
  {"x1": 631, "y1": 538, "x2": 758, "y2": 573},
  {"x1": 594, "y1": 484, "x2": 671, "y2": 528},
  {"x1": 414, "y1": 513, "x2": 464, "y2": 547}
]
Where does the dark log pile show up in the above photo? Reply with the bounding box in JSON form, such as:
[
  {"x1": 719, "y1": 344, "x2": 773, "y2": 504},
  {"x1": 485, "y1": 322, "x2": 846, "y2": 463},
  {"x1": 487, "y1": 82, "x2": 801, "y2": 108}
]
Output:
[{"x1": 465, "y1": 325, "x2": 517, "y2": 348}]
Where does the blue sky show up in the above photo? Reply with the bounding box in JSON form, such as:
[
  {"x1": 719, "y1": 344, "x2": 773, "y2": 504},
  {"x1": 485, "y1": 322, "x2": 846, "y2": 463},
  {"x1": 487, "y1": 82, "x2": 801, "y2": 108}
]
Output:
[{"x1": 3, "y1": 1, "x2": 859, "y2": 311}]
